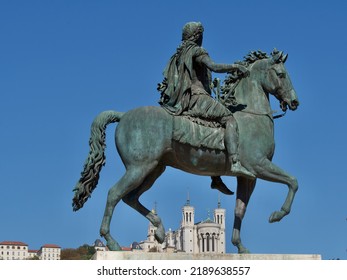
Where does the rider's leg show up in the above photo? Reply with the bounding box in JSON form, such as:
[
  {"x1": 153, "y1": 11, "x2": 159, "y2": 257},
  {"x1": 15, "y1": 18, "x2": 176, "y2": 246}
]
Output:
[
  {"x1": 223, "y1": 116, "x2": 255, "y2": 179},
  {"x1": 211, "y1": 176, "x2": 234, "y2": 195}
]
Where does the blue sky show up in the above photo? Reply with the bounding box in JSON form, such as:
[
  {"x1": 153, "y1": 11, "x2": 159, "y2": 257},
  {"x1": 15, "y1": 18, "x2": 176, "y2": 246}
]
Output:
[{"x1": 0, "y1": 0, "x2": 346, "y2": 260}]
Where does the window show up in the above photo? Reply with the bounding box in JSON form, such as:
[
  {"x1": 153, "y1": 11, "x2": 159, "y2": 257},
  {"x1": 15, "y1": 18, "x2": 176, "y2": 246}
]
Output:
[
  {"x1": 201, "y1": 234, "x2": 205, "y2": 252},
  {"x1": 206, "y1": 234, "x2": 210, "y2": 252},
  {"x1": 212, "y1": 235, "x2": 215, "y2": 252}
]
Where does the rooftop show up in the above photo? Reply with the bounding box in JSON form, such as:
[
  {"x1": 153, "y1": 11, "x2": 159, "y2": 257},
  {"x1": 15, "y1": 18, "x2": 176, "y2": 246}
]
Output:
[
  {"x1": 0, "y1": 241, "x2": 28, "y2": 246},
  {"x1": 41, "y1": 244, "x2": 61, "y2": 248}
]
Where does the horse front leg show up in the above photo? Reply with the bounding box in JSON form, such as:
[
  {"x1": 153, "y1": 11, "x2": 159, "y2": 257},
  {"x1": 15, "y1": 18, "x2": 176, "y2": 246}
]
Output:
[
  {"x1": 256, "y1": 158, "x2": 298, "y2": 223},
  {"x1": 232, "y1": 177, "x2": 256, "y2": 254}
]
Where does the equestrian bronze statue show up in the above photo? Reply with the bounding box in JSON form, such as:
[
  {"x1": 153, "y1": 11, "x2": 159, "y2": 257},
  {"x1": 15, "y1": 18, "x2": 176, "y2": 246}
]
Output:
[{"x1": 72, "y1": 22, "x2": 299, "y2": 254}]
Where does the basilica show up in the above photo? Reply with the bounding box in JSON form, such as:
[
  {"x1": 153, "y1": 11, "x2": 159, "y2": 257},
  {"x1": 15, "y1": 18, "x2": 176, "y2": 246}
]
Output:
[{"x1": 136, "y1": 197, "x2": 226, "y2": 254}]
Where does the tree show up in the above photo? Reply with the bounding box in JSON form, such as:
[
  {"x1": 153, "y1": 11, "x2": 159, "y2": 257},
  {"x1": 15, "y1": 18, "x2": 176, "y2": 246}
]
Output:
[{"x1": 60, "y1": 244, "x2": 96, "y2": 260}]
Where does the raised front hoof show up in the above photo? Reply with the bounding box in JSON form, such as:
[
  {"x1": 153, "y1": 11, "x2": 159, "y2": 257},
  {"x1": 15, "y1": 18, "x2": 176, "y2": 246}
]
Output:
[
  {"x1": 155, "y1": 224, "x2": 165, "y2": 244},
  {"x1": 269, "y1": 210, "x2": 287, "y2": 223}
]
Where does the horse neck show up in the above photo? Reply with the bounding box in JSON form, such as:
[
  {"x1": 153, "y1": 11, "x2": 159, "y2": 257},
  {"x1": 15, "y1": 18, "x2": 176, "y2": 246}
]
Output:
[{"x1": 234, "y1": 65, "x2": 272, "y2": 116}]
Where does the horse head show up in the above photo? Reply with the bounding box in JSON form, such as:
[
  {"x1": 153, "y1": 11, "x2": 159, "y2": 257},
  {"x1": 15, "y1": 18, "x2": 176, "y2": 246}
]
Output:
[
  {"x1": 265, "y1": 49, "x2": 299, "y2": 112},
  {"x1": 224, "y1": 49, "x2": 299, "y2": 117}
]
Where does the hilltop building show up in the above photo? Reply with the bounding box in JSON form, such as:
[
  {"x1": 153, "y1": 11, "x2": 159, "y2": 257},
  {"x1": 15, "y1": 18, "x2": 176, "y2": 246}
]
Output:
[
  {"x1": 138, "y1": 196, "x2": 226, "y2": 254},
  {"x1": 93, "y1": 239, "x2": 108, "y2": 252},
  {"x1": 0, "y1": 241, "x2": 29, "y2": 260},
  {"x1": 37, "y1": 244, "x2": 61, "y2": 260},
  {"x1": 0, "y1": 241, "x2": 61, "y2": 260}
]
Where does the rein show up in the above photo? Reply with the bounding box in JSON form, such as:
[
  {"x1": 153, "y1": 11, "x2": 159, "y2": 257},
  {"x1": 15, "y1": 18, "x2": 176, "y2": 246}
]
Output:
[
  {"x1": 238, "y1": 107, "x2": 287, "y2": 120},
  {"x1": 273, "y1": 110, "x2": 286, "y2": 119},
  {"x1": 237, "y1": 108, "x2": 273, "y2": 120}
]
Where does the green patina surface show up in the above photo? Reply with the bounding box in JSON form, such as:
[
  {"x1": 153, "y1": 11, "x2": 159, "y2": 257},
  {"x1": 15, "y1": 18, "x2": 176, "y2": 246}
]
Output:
[{"x1": 73, "y1": 22, "x2": 299, "y2": 254}]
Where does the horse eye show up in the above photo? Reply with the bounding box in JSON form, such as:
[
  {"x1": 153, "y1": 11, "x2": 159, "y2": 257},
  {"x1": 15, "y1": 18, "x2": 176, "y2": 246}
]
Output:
[{"x1": 277, "y1": 73, "x2": 286, "y2": 78}]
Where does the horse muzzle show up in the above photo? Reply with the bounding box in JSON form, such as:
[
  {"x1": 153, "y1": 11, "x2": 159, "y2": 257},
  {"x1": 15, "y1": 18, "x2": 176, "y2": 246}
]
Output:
[{"x1": 280, "y1": 99, "x2": 299, "y2": 111}]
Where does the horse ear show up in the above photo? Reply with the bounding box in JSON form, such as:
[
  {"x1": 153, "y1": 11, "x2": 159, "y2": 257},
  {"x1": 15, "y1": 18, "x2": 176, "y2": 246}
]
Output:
[
  {"x1": 282, "y1": 54, "x2": 288, "y2": 63},
  {"x1": 271, "y1": 48, "x2": 283, "y2": 64},
  {"x1": 276, "y1": 51, "x2": 284, "y2": 63}
]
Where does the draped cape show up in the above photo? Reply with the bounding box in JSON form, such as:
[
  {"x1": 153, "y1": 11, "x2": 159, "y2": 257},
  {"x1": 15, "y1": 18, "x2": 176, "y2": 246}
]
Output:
[{"x1": 161, "y1": 41, "x2": 208, "y2": 115}]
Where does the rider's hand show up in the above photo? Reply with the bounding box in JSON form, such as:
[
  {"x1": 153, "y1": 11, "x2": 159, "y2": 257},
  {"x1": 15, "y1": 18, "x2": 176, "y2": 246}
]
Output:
[{"x1": 237, "y1": 65, "x2": 249, "y2": 77}]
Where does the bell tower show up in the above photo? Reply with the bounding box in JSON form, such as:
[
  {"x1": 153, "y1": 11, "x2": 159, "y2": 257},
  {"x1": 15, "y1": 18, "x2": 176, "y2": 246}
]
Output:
[
  {"x1": 213, "y1": 195, "x2": 226, "y2": 253},
  {"x1": 181, "y1": 192, "x2": 195, "y2": 253}
]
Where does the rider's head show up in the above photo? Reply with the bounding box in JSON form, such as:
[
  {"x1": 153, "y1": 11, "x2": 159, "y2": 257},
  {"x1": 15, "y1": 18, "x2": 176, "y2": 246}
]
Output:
[{"x1": 182, "y1": 22, "x2": 204, "y2": 45}]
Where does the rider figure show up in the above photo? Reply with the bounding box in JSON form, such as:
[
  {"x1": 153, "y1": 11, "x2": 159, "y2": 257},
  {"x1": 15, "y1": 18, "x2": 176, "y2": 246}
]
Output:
[{"x1": 159, "y1": 22, "x2": 255, "y2": 194}]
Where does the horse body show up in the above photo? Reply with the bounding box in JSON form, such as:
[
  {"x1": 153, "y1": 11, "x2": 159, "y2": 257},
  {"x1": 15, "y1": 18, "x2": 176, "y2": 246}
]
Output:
[
  {"x1": 73, "y1": 50, "x2": 299, "y2": 253},
  {"x1": 117, "y1": 106, "x2": 227, "y2": 176}
]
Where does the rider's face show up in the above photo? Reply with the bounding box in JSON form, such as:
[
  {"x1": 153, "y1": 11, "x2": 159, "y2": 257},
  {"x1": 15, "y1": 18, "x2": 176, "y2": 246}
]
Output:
[{"x1": 196, "y1": 33, "x2": 203, "y2": 46}]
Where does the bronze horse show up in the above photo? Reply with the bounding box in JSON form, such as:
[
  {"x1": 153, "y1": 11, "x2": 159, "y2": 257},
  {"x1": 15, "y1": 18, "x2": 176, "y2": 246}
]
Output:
[{"x1": 73, "y1": 49, "x2": 299, "y2": 253}]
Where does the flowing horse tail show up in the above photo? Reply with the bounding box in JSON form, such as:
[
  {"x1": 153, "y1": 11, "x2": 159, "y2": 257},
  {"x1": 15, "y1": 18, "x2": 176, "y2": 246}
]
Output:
[{"x1": 72, "y1": 110, "x2": 125, "y2": 211}]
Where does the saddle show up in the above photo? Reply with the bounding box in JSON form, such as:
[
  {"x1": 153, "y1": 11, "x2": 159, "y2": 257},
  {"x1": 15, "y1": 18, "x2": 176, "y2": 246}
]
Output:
[{"x1": 172, "y1": 115, "x2": 225, "y2": 151}]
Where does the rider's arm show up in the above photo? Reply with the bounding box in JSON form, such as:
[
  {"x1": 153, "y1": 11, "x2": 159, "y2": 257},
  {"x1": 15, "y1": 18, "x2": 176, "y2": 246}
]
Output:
[{"x1": 197, "y1": 54, "x2": 246, "y2": 74}]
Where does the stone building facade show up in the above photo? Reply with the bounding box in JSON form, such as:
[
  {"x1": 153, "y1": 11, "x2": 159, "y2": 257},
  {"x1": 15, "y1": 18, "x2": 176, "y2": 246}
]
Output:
[
  {"x1": 0, "y1": 241, "x2": 61, "y2": 260},
  {"x1": 139, "y1": 198, "x2": 226, "y2": 254},
  {"x1": 37, "y1": 244, "x2": 61, "y2": 260},
  {"x1": 0, "y1": 241, "x2": 29, "y2": 260}
]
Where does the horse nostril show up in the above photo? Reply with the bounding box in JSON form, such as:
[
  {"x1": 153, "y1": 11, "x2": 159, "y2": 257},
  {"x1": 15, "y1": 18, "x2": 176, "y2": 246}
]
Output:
[{"x1": 292, "y1": 100, "x2": 299, "y2": 107}]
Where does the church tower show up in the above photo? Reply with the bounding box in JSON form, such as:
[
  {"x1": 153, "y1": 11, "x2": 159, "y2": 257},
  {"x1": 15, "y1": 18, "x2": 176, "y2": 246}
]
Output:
[
  {"x1": 213, "y1": 195, "x2": 226, "y2": 253},
  {"x1": 181, "y1": 192, "x2": 195, "y2": 253}
]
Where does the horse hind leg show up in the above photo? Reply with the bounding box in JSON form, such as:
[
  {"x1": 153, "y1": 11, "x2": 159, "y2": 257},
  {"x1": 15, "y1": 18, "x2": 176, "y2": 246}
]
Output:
[
  {"x1": 256, "y1": 159, "x2": 298, "y2": 223},
  {"x1": 122, "y1": 164, "x2": 166, "y2": 244},
  {"x1": 232, "y1": 177, "x2": 256, "y2": 254},
  {"x1": 100, "y1": 163, "x2": 159, "y2": 251}
]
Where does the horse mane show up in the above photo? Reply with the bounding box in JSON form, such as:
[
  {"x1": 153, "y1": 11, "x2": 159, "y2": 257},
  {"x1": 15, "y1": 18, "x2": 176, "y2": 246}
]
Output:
[
  {"x1": 241, "y1": 48, "x2": 285, "y2": 66},
  {"x1": 220, "y1": 49, "x2": 284, "y2": 102},
  {"x1": 221, "y1": 50, "x2": 269, "y2": 88},
  {"x1": 242, "y1": 50, "x2": 269, "y2": 66}
]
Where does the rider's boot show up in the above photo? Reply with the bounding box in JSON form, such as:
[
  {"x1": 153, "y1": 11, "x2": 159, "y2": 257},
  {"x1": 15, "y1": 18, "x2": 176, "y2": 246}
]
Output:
[
  {"x1": 229, "y1": 154, "x2": 255, "y2": 179},
  {"x1": 224, "y1": 117, "x2": 255, "y2": 179},
  {"x1": 211, "y1": 176, "x2": 234, "y2": 195}
]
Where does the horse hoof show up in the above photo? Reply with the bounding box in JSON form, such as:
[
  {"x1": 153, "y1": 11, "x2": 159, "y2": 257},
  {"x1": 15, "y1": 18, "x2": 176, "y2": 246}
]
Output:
[
  {"x1": 269, "y1": 210, "x2": 286, "y2": 223},
  {"x1": 238, "y1": 248, "x2": 251, "y2": 254},
  {"x1": 107, "y1": 241, "x2": 122, "y2": 251}
]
